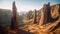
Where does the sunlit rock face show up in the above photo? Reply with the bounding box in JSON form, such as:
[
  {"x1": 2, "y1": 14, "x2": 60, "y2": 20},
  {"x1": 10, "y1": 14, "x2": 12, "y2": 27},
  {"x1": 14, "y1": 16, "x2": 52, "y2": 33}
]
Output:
[
  {"x1": 51, "y1": 4, "x2": 60, "y2": 18},
  {"x1": 39, "y1": 2, "x2": 51, "y2": 26},
  {"x1": 39, "y1": 3, "x2": 60, "y2": 26}
]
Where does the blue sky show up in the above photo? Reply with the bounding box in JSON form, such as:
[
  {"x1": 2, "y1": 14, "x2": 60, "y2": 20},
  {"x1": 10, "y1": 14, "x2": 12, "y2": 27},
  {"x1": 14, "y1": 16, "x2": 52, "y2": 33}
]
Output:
[{"x1": 0, "y1": 0, "x2": 60, "y2": 12}]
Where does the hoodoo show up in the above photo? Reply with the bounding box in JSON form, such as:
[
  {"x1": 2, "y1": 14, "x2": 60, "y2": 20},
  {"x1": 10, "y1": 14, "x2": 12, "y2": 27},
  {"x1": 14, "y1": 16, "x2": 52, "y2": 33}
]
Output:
[
  {"x1": 39, "y1": 2, "x2": 51, "y2": 26},
  {"x1": 11, "y1": 1, "x2": 19, "y2": 29},
  {"x1": 34, "y1": 9, "x2": 37, "y2": 24}
]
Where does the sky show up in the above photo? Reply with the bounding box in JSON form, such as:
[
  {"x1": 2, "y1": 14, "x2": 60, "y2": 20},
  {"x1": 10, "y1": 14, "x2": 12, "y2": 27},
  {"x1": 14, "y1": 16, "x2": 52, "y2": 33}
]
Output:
[{"x1": 0, "y1": 0, "x2": 60, "y2": 12}]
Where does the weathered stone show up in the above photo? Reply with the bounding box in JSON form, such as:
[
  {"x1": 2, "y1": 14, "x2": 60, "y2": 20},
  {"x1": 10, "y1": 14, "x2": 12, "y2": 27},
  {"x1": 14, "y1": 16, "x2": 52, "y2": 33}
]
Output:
[
  {"x1": 33, "y1": 9, "x2": 37, "y2": 24},
  {"x1": 51, "y1": 4, "x2": 60, "y2": 18},
  {"x1": 39, "y1": 2, "x2": 51, "y2": 26},
  {"x1": 11, "y1": 1, "x2": 19, "y2": 29}
]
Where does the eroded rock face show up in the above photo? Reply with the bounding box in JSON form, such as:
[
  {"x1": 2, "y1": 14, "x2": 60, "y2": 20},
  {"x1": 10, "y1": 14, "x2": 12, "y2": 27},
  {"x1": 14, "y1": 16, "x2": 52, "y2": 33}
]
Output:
[
  {"x1": 11, "y1": 1, "x2": 19, "y2": 29},
  {"x1": 39, "y1": 2, "x2": 51, "y2": 26},
  {"x1": 22, "y1": 18, "x2": 60, "y2": 34},
  {"x1": 21, "y1": 3, "x2": 60, "y2": 34},
  {"x1": 39, "y1": 3, "x2": 60, "y2": 26},
  {"x1": 51, "y1": 4, "x2": 60, "y2": 19},
  {"x1": 34, "y1": 9, "x2": 37, "y2": 24}
]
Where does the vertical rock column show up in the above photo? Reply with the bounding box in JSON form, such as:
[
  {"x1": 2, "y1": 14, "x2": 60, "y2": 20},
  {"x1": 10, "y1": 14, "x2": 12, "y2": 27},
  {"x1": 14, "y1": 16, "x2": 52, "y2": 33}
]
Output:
[
  {"x1": 34, "y1": 9, "x2": 37, "y2": 24},
  {"x1": 39, "y1": 2, "x2": 51, "y2": 26},
  {"x1": 11, "y1": 1, "x2": 19, "y2": 29}
]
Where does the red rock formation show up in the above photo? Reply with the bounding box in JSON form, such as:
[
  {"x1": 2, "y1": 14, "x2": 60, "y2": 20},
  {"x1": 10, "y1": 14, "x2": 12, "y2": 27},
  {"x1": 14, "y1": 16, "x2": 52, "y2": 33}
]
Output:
[
  {"x1": 11, "y1": 1, "x2": 19, "y2": 29},
  {"x1": 34, "y1": 9, "x2": 37, "y2": 24},
  {"x1": 51, "y1": 4, "x2": 60, "y2": 18},
  {"x1": 39, "y1": 2, "x2": 51, "y2": 26}
]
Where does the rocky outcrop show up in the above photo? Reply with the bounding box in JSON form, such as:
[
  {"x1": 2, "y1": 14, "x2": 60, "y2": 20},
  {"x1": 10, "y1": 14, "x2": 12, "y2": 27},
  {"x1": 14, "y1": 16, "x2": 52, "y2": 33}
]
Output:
[
  {"x1": 39, "y1": 3, "x2": 60, "y2": 26},
  {"x1": 11, "y1": 1, "x2": 19, "y2": 29},
  {"x1": 21, "y1": 18, "x2": 60, "y2": 34},
  {"x1": 22, "y1": 3, "x2": 60, "y2": 34},
  {"x1": 0, "y1": 1, "x2": 60, "y2": 34},
  {"x1": 51, "y1": 4, "x2": 60, "y2": 18},
  {"x1": 33, "y1": 9, "x2": 37, "y2": 24},
  {"x1": 39, "y1": 2, "x2": 51, "y2": 26}
]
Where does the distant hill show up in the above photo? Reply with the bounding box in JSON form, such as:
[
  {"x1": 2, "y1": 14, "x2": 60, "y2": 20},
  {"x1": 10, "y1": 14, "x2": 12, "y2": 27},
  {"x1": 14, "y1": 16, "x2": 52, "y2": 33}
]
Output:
[
  {"x1": 0, "y1": 9, "x2": 12, "y2": 27},
  {"x1": 19, "y1": 11, "x2": 27, "y2": 15},
  {"x1": 0, "y1": 9, "x2": 25, "y2": 27}
]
